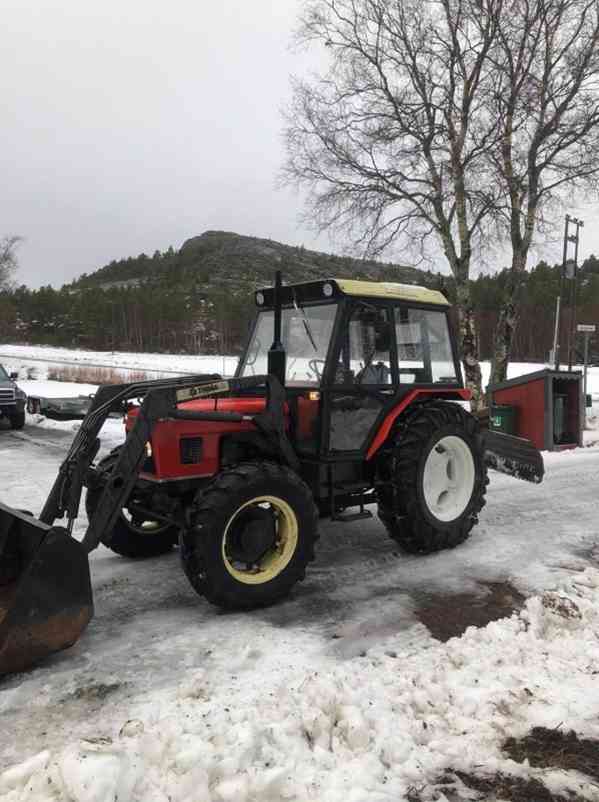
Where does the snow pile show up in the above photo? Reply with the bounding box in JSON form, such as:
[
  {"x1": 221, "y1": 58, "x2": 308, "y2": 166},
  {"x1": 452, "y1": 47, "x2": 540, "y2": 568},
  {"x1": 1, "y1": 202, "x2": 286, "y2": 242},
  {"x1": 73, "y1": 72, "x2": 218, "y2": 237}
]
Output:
[{"x1": 3, "y1": 570, "x2": 599, "y2": 802}]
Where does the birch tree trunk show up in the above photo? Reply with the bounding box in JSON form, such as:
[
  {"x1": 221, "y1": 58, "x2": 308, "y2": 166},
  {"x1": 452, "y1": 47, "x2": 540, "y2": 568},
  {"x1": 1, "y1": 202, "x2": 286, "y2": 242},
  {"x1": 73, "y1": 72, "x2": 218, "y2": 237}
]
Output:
[
  {"x1": 490, "y1": 254, "x2": 527, "y2": 387},
  {"x1": 456, "y1": 282, "x2": 484, "y2": 410}
]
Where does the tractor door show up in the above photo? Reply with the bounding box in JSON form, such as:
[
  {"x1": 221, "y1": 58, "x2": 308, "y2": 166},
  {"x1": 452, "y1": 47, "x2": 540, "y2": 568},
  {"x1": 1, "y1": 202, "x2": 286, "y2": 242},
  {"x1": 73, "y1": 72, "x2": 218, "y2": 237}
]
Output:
[
  {"x1": 321, "y1": 301, "x2": 462, "y2": 456},
  {"x1": 323, "y1": 301, "x2": 395, "y2": 455}
]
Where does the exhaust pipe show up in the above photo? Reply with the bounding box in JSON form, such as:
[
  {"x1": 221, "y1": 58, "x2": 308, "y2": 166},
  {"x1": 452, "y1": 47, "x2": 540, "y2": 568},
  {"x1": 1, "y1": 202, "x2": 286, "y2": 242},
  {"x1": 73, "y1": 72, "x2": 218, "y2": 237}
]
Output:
[{"x1": 267, "y1": 270, "x2": 286, "y2": 387}]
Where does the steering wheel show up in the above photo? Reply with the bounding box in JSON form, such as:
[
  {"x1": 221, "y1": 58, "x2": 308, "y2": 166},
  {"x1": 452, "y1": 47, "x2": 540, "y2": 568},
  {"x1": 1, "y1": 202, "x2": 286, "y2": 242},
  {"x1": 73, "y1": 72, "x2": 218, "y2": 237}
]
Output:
[{"x1": 308, "y1": 358, "x2": 326, "y2": 381}]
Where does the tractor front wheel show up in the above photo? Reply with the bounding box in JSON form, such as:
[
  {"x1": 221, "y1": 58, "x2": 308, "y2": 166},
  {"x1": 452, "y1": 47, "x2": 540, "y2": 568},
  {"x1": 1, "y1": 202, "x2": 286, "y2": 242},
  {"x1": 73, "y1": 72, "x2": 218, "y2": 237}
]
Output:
[
  {"x1": 85, "y1": 447, "x2": 178, "y2": 558},
  {"x1": 377, "y1": 401, "x2": 488, "y2": 554},
  {"x1": 180, "y1": 461, "x2": 318, "y2": 609}
]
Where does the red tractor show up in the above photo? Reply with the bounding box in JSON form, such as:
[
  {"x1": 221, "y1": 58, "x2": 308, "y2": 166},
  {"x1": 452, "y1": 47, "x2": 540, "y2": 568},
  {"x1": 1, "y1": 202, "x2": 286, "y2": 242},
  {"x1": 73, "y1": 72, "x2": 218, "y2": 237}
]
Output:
[{"x1": 0, "y1": 275, "x2": 543, "y2": 673}]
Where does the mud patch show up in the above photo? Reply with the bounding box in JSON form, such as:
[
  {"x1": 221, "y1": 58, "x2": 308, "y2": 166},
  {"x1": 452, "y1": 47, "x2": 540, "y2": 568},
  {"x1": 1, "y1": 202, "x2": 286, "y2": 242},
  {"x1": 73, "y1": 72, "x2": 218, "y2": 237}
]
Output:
[
  {"x1": 579, "y1": 543, "x2": 599, "y2": 565},
  {"x1": 504, "y1": 726, "x2": 599, "y2": 782},
  {"x1": 435, "y1": 770, "x2": 588, "y2": 802},
  {"x1": 62, "y1": 681, "x2": 122, "y2": 702},
  {"x1": 416, "y1": 581, "x2": 525, "y2": 642}
]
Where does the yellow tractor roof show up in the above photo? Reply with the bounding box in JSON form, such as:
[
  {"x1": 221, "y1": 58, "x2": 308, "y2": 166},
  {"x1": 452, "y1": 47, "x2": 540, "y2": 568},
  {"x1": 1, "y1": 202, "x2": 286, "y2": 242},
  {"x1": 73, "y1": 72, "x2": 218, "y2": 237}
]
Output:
[
  {"x1": 255, "y1": 277, "x2": 449, "y2": 307},
  {"x1": 334, "y1": 279, "x2": 449, "y2": 306}
]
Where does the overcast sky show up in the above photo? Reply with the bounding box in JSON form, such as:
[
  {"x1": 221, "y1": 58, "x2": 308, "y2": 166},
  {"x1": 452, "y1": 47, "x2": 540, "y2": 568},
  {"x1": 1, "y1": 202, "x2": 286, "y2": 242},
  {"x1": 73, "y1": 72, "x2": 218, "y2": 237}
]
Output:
[
  {"x1": 1, "y1": 1, "x2": 597, "y2": 289},
  {"x1": 0, "y1": 0, "x2": 328, "y2": 288}
]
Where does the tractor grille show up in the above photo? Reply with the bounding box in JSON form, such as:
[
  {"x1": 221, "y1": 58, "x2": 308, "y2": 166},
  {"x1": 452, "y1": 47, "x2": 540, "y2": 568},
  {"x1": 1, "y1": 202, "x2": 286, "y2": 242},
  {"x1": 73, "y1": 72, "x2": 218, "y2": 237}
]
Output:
[
  {"x1": 180, "y1": 437, "x2": 203, "y2": 465},
  {"x1": 0, "y1": 388, "x2": 15, "y2": 405}
]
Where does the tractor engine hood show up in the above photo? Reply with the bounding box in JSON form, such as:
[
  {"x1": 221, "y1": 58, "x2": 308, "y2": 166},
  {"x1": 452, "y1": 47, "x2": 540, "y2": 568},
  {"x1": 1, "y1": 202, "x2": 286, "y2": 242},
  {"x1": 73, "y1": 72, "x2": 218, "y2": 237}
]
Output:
[
  {"x1": 125, "y1": 395, "x2": 293, "y2": 482},
  {"x1": 125, "y1": 396, "x2": 290, "y2": 430}
]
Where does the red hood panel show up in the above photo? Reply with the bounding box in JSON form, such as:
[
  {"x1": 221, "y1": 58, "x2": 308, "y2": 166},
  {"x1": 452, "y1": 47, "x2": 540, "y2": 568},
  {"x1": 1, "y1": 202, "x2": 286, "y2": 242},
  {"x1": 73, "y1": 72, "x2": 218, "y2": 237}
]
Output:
[
  {"x1": 126, "y1": 396, "x2": 284, "y2": 422},
  {"x1": 179, "y1": 397, "x2": 269, "y2": 414}
]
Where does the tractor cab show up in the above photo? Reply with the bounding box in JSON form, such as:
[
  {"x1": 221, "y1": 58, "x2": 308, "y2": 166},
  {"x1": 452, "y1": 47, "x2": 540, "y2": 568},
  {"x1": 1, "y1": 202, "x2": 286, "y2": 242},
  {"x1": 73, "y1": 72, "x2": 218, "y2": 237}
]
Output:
[{"x1": 237, "y1": 278, "x2": 465, "y2": 458}]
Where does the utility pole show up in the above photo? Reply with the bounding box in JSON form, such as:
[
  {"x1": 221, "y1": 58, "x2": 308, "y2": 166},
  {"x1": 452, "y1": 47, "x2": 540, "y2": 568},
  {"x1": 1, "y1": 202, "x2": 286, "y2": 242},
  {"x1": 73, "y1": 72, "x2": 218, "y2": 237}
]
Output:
[
  {"x1": 567, "y1": 218, "x2": 583, "y2": 370},
  {"x1": 553, "y1": 214, "x2": 584, "y2": 371}
]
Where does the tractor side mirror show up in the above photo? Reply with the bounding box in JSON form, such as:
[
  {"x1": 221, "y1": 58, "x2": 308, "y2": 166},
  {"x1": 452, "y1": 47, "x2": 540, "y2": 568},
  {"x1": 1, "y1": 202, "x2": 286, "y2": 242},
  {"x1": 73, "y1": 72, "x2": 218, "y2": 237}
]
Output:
[{"x1": 10, "y1": 372, "x2": 18, "y2": 380}]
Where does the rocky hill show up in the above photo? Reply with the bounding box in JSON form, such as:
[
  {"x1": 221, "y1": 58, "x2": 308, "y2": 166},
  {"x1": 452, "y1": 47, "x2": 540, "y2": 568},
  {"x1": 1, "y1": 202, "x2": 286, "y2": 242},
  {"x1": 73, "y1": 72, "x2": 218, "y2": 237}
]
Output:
[
  {"x1": 3, "y1": 232, "x2": 441, "y2": 355},
  {"x1": 71, "y1": 230, "x2": 435, "y2": 293}
]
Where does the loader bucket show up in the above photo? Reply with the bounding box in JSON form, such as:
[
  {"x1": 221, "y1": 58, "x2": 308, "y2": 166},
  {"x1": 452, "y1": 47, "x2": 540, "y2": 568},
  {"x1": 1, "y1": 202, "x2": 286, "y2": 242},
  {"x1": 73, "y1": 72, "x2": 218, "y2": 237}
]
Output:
[{"x1": 0, "y1": 502, "x2": 93, "y2": 676}]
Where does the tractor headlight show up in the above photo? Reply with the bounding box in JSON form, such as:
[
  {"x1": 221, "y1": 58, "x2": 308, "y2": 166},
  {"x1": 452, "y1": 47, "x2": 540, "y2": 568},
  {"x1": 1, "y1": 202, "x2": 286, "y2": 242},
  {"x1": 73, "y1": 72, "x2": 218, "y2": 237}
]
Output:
[
  {"x1": 256, "y1": 291, "x2": 265, "y2": 306},
  {"x1": 322, "y1": 282, "x2": 333, "y2": 297},
  {"x1": 145, "y1": 441, "x2": 153, "y2": 458}
]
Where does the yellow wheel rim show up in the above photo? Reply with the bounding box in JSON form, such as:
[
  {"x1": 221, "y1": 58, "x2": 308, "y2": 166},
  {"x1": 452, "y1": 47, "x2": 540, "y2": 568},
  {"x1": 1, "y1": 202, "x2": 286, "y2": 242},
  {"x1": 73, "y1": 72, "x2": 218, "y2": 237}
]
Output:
[{"x1": 221, "y1": 495, "x2": 298, "y2": 585}]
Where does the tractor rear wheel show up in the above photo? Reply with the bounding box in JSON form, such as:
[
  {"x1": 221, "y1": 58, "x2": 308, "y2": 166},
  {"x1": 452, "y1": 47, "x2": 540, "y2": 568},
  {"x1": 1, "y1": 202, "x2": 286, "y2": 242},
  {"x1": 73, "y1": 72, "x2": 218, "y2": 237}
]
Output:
[
  {"x1": 85, "y1": 447, "x2": 178, "y2": 558},
  {"x1": 377, "y1": 401, "x2": 487, "y2": 554},
  {"x1": 180, "y1": 461, "x2": 318, "y2": 609}
]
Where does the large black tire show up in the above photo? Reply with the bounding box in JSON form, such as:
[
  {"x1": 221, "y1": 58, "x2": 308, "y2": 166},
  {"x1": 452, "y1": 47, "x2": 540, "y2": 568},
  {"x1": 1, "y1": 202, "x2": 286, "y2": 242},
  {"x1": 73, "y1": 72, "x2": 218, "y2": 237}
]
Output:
[
  {"x1": 85, "y1": 447, "x2": 178, "y2": 558},
  {"x1": 180, "y1": 461, "x2": 318, "y2": 610},
  {"x1": 10, "y1": 411, "x2": 25, "y2": 430},
  {"x1": 377, "y1": 401, "x2": 488, "y2": 554}
]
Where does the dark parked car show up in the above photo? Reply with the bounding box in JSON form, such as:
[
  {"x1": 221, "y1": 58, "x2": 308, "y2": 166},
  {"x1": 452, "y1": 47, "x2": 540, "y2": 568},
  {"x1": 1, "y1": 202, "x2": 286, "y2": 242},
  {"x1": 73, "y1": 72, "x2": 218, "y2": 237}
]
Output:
[{"x1": 0, "y1": 364, "x2": 26, "y2": 429}]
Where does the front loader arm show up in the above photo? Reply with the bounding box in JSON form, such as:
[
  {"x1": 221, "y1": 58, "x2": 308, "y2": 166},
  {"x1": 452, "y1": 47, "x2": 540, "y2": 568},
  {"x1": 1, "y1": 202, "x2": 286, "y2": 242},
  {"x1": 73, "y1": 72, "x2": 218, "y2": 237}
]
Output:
[
  {"x1": 39, "y1": 383, "x2": 130, "y2": 527},
  {"x1": 80, "y1": 388, "x2": 175, "y2": 552},
  {"x1": 38, "y1": 375, "x2": 222, "y2": 536},
  {"x1": 38, "y1": 373, "x2": 295, "y2": 554}
]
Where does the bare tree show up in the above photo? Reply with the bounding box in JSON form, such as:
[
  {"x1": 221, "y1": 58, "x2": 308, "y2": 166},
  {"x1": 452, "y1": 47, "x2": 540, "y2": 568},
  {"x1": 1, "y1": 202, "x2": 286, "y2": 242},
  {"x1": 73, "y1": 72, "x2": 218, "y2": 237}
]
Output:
[
  {"x1": 283, "y1": 0, "x2": 505, "y2": 408},
  {"x1": 489, "y1": 0, "x2": 599, "y2": 384},
  {"x1": 0, "y1": 236, "x2": 21, "y2": 290}
]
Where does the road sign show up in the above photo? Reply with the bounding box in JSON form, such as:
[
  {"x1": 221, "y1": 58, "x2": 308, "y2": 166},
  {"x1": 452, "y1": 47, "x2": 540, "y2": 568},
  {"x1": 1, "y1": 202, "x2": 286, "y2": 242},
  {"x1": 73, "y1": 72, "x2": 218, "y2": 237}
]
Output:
[{"x1": 577, "y1": 324, "x2": 596, "y2": 333}]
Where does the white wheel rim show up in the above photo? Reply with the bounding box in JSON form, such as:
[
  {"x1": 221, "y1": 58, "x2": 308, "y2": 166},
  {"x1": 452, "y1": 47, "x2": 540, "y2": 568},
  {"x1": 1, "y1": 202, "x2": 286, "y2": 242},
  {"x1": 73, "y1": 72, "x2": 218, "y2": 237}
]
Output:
[{"x1": 422, "y1": 435, "x2": 475, "y2": 523}]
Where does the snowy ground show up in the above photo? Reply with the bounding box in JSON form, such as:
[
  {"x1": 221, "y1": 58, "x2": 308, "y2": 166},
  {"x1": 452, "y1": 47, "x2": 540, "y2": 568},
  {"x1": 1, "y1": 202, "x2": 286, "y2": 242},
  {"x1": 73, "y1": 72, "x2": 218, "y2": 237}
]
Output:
[{"x1": 2, "y1": 348, "x2": 599, "y2": 801}]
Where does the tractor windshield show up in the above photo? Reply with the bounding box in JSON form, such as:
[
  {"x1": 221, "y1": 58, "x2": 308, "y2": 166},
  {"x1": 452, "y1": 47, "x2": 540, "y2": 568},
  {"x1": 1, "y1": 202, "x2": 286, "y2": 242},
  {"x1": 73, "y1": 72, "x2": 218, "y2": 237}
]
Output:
[{"x1": 240, "y1": 304, "x2": 338, "y2": 386}]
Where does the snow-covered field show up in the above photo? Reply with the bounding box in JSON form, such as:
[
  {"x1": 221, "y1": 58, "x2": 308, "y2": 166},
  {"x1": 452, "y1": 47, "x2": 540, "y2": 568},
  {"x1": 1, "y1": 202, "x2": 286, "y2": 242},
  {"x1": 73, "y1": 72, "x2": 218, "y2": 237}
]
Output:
[
  {"x1": 0, "y1": 345, "x2": 238, "y2": 380},
  {"x1": 2, "y1": 342, "x2": 599, "y2": 396},
  {"x1": 2, "y1": 345, "x2": 599, "y2": 801}
]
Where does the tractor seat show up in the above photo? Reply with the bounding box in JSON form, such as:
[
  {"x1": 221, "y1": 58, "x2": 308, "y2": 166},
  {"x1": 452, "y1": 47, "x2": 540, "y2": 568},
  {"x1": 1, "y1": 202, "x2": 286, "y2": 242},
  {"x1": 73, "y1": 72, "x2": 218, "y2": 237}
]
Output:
[{"x1": 357, "y1": 361, "x2": 391, "y2": 384}]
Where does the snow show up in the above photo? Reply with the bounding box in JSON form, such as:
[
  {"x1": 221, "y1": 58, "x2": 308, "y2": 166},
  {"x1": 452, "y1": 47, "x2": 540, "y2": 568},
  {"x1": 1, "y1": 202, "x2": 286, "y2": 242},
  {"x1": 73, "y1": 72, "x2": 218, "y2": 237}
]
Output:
[
  {"x1": 2, "y1": 566, "x2": 599, "y2": 801},
  {"x1": 0, "y1": 345, "x2": 238, "y2": 380},
  {"x1": 2, "y1": 346, "x2": 599, "y2": 800},
  {"x1": 1, "y1": 437, "x2": 599, "y2": 801},
  {"x1": 2, "y1": 343, "x2": 599, "y2": 396}
]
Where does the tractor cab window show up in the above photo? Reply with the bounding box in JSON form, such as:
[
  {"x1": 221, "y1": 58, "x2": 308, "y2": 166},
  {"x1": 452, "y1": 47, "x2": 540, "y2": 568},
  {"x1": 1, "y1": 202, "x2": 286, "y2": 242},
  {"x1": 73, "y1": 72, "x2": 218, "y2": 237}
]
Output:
[
  {"x1": 394, "y1": 308, "x2": 457, "y2": 384},
  {"x1": 336, "y1": 303, "x2": 392, "y2": 385},
  {"x1": 241, "y1": 304, "x2": 337, "y2": 386}
]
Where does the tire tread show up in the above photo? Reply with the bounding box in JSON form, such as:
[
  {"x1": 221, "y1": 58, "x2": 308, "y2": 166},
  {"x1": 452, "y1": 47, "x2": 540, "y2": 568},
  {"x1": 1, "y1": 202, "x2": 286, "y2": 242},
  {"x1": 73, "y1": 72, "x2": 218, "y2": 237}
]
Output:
[
  {"x1": 377, "y1": 401, "x2": 488, "y2": 554},
  {"x1": 85, "y1": 448, "x2": 177, "y2": 558},
  {"x1": 181, "y1": 460, "x2": 318, "y2": 609}
]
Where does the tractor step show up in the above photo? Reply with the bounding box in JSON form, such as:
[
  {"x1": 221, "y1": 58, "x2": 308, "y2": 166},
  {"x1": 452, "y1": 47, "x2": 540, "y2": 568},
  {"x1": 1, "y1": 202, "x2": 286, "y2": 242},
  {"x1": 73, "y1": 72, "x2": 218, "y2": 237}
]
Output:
[
  {"x1": 333, "y1": 509, "x2": 373, "y2": 523},
  {"x1": 333, "y1": 481, "x2": 371, "y2": 493}
]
